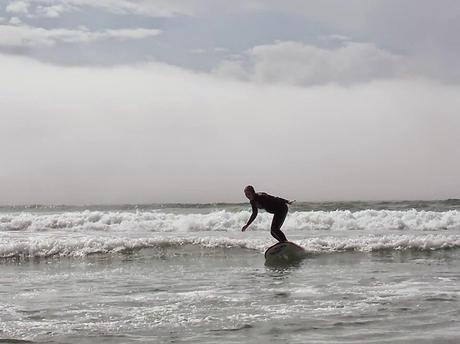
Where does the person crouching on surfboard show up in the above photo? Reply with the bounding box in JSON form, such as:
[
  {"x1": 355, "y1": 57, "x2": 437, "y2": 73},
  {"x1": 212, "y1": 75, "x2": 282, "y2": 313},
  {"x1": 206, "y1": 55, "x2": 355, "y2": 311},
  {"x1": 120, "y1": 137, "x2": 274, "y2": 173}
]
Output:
[{"x1": 242, "y1": 185, "x2": 295, "y2": 242}]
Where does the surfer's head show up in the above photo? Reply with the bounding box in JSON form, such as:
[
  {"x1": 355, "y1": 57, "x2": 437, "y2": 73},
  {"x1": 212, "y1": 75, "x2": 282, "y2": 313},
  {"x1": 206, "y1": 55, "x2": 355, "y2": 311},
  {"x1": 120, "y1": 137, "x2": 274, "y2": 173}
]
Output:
[{"x1": 244, "y1": 185, "x2": 256, "y2": 200}]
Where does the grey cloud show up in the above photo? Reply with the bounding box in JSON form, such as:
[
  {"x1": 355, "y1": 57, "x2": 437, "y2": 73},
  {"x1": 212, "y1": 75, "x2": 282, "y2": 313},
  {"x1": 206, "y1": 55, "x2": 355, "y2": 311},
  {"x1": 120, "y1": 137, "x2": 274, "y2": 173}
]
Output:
[
  {"x1": 214, "y1": 41, "x2": 408, "y2": 86},
  {"x1": 3, "y1": 0, "x2": 201, "y2": 18},
  {"x1": 1, "y1": 1, "x2": 459, "y2": 205},
  {"x1": 1, "y1": 0, "x2": 457, "y2": 84},
  {"x1": 5, "y1": 1, "x2": 29, "y2": 15},
  {"x1": 35, "y1": 4, "x2": 68, "y2": 18},
  {"x1": 0, "y1": 24, "x2": 162, "y2": 47},
  {"x1": 213, "y1": 59, "x2": 247, "y2": 80},
  {"x1": 1, "y1": 54, "x2": 459, "y2": 204},
  {"x1": 246, "y1": 0, "x2": 460, "y2": 79},
  {"x1": 9, "y1": 16, "x2": 22, "y2": 24}
]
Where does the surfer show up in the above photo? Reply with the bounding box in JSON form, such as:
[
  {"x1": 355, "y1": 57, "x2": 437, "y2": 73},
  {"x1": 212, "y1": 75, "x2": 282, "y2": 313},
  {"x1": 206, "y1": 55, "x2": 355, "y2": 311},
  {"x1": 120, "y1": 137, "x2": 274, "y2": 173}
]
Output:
[{"x1": 242, "y1": 185, "x2": 295, "y2": 242}]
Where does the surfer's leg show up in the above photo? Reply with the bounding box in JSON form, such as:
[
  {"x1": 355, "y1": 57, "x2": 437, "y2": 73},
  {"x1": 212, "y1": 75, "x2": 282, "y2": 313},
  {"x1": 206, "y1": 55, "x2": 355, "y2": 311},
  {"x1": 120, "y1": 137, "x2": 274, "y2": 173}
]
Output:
[
  {"x1": 270, "y1": 205, "x2": 288, "y2": 242},
  {"x1": 271, "y1": 228, "x2": 287, "y2": 242}
]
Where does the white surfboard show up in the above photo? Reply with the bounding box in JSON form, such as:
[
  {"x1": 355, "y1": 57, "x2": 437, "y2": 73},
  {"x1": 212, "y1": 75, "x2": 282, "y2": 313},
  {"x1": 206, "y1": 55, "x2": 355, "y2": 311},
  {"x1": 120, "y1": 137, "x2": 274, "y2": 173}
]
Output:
[{"x1": 264, "y1": 241, "x2": 306, "y2": 264}]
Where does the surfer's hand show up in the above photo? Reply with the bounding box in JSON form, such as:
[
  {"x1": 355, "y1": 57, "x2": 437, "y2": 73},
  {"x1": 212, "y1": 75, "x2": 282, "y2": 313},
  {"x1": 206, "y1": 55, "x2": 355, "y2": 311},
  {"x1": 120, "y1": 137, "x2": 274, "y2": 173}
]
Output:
[
  {"x1": 288, "y1": 200, "x2": 296, "y2": 205},
  {"x1": 241, "y1": 225, "x2": 248, "y2": 232}
]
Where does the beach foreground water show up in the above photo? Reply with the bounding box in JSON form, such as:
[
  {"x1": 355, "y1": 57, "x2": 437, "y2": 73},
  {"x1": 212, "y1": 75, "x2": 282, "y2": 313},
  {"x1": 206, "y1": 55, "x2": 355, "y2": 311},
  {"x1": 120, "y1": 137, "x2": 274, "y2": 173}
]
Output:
[{"x1": 1, "y1": 201, "x2": 459, "y2": 343}]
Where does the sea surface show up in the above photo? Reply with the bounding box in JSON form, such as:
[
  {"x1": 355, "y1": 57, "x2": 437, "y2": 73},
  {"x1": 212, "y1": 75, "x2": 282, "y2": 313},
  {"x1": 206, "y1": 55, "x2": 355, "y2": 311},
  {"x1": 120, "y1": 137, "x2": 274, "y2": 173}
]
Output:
[{"x1": 1, "y1": 200, "x2": 460, "y2": 343}]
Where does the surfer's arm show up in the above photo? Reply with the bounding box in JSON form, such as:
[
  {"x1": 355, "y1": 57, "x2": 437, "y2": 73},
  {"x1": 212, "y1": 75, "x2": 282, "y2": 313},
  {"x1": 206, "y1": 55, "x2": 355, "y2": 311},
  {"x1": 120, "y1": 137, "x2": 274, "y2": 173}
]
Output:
[{"x1": 242, "y1": 204, "x2": 258, "y2": 231}]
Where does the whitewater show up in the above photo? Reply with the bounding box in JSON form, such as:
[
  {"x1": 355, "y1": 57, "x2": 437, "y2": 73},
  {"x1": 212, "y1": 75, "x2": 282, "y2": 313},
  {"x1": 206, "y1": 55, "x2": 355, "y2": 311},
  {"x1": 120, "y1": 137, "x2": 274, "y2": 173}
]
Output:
[{"x1": 1, "y1": 201, "x2": 459, "y2": 343}]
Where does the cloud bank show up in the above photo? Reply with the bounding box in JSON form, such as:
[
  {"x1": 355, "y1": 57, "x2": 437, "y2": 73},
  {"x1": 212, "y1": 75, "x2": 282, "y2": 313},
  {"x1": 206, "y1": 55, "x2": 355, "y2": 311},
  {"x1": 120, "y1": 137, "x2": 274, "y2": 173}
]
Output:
[
  {"x1": 214, "y1": 41, "x2": 408, "y2": 86},
  {"x1": 1, "y1": 54, "x2": 459, "y2": 204}
]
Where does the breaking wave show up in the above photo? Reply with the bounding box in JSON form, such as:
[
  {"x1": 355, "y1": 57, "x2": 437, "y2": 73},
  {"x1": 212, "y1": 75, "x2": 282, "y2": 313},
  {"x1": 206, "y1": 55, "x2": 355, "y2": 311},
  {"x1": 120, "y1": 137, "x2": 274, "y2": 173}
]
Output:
[
  {"x1": 1, "y1": 234, "x2": 459, "y2": 260},
  {"x1": 1, "y1": 209, "x2": 459, "y2": 260},
  {"x1": 1, "y1": 209, "x2": 459, "y2": 232}
]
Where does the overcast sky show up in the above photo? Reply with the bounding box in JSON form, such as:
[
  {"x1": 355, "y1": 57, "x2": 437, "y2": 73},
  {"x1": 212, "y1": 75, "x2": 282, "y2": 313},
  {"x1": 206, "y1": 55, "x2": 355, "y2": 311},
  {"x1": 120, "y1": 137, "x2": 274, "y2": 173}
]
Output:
[{"x1": 1, "y1": 0, "x2": 459, "y2": 204}]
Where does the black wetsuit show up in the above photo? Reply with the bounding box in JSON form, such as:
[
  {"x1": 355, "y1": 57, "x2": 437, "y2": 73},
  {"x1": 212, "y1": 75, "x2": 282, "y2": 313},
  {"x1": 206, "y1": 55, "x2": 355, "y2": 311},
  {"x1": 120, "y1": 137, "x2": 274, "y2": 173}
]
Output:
[{"x1": 250, "y1": 192, "x2": 289, "y2": 242}]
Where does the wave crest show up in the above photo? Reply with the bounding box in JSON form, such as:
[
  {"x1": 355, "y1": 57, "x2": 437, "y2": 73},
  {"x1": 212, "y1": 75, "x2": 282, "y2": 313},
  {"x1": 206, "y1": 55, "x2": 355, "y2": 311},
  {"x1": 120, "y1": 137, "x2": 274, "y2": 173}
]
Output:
[
  {"x1": 1, "y1": 209, "x2": 459, "y2": 233},
  {"x1": 1, "y1": 234, "x2": 459, "y2": 260}
]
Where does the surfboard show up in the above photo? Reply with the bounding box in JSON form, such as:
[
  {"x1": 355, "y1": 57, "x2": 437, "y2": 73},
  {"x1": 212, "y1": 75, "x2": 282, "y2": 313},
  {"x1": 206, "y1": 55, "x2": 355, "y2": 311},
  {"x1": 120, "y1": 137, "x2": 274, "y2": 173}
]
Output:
[{"x1": 264, "y1": 241, "x2": 306, "y2": 264}]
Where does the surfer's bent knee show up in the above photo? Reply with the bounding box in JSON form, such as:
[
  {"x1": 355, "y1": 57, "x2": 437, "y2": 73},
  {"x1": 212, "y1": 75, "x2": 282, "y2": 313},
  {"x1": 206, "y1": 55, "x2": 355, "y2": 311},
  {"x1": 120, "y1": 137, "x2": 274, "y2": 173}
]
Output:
[
  {"x1": 271, "y1": 210, "x2": 287, "y2": 230},
  {"x1": 271, "y1": 228, "x2": 287, "y2": 242}
]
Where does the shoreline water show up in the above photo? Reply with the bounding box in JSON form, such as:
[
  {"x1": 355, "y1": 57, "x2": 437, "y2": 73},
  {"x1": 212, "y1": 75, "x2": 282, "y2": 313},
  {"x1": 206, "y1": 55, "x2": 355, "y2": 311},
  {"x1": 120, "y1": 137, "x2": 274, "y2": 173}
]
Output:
[
  {"x1": 1, "y1": 201, "x2": 459, "y2": 343},
  {"x1": 2, "y1": 245, "x2": 459, "y2": 343}
]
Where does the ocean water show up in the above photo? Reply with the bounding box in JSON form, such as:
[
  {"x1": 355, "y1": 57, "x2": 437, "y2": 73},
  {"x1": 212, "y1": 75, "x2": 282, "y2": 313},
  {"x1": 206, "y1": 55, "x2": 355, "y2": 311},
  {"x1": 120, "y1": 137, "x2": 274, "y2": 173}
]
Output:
[{"x1": 1, "y1": 200, "x2": 460, "y2": 343}]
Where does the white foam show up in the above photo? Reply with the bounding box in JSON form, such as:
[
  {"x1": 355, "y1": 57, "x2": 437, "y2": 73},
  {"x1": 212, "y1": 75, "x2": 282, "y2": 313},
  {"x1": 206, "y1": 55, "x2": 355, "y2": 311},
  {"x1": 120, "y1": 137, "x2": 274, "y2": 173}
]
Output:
[
  {"x1": 0, "y1": 233, "x2": 458, "y2": 259},
  {"x1": 287, "y1": 209, "x2": 460, "y2": 231},
  {"x1": 298, "y1": 234, "x2": 460, "y2": 253},
  {"x1": 0, "y1": 209, "x2": 459, "y2": 233},
  {"x1": 1, "y1": 209, "x2": 459, "y2": 259},
  {"x1": 0, "y1": 235, "x2": 268, "y2": 259}
]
